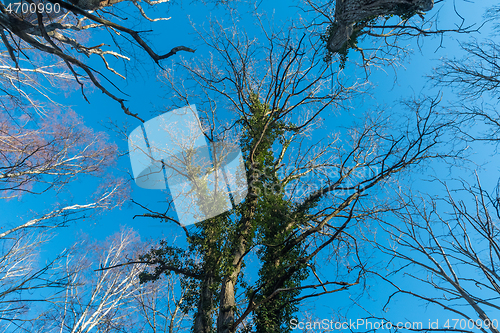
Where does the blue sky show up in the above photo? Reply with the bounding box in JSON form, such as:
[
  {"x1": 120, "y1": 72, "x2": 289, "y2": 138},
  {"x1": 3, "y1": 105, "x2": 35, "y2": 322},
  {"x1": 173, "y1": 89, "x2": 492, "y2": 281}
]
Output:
[{"x1": 2, "y1": 0, "x2": 500, "y2": 331}]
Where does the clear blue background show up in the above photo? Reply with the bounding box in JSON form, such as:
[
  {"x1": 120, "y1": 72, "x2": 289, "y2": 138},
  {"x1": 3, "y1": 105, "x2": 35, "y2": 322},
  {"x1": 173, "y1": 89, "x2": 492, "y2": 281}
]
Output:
[{"x1": 2, "y1": 0, "x2": 499, "y2": 330}]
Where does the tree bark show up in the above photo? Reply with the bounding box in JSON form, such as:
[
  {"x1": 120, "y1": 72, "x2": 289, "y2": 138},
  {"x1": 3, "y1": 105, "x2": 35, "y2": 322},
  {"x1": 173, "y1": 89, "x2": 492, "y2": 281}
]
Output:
[
  {"x1": 328, "y1": 0, "x2": 434, "y2": 53},
  {"x1": 216, "y1": 201, "x2": 257, "y2": 333},
  {"x1": 69, "y1": 0, "x2": 127, "y2": 10},
  {"x1": 193, "y1": 273, "x2": 215, "y2": 333},
  {"x1": 217, "y1": 168, "x2": 260, "y2": 333}
]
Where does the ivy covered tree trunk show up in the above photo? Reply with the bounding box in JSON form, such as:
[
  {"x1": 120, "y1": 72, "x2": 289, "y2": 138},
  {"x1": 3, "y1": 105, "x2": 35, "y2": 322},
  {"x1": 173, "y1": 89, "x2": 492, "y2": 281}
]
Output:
[
  {"x1": 328, "y1": 0, "x2": 434, "y2": 53},
  {"x1": 254, "y1": 196, "x2": 307, "y2": 333},
  {"x1": 193, "y1": 256, "x2": 216, "y2": 333},
  {"x1": 241, "y1": 96, "x2": 309, "y2": 333},
  {"x1": 217, "y1": 94, "x2": 309, "y2": 333},
  {"x1": 216, "y1": 197, "x2": 258, "y2": 333}
]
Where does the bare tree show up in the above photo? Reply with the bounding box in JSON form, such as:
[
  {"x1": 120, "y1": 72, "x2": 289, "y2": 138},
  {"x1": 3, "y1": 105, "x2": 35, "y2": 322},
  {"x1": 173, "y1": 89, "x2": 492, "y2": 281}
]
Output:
[
  {"x1": 22, "y1": 228, "x2": 191, "y2": 333},
  {"x1": 0, "y1": 109, "x2": 117, "y2": 199},
  {"x1": 127, "y1": 17, "x2": 453, "y2": 333},
  {"x1": 366, "y1": 8, "x2": 500, "y2": 330},
  {"x1": 0, "y1": 192, "x2": 126, "y2": 331},
  {"x1": 0, "y1": 58, "x2": 73, "y2": 115},
  {"x1": 0, "y1": 100, "x2": 128, "y2": 331},
  {"x1": 370, "y1": 177, "x2": 500, "y2": 333},
  {"x1": 431, "y1": 38, "x2": 500, "y2": 145},
  {"x1": 0, "y1": 0, "x2": 197, "y2": 119},
  {"x1": 0, "y1": 225, "x2": 191, "y2": 332},
  {"x1": 35, "y1": 228, "x2": 146, "y2": 333},
  {"x1": 0, "y1": 106, "x2": 126, "y2": 239},
  {"x1": 0, "y1": 230, "x2": 72, "y2": 331}
]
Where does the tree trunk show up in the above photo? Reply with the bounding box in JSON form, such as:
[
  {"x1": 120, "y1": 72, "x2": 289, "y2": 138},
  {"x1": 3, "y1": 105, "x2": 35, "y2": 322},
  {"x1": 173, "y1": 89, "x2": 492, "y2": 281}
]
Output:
[
  {"x1": 193, "y1": 273, "x2": 215, "y2": 333},
  {"x1": 328, "y1": 0, "x2": 434, "y2": 53},
  {"x1": 69, "y1": 0, "x2": 127, "y2": 10},
  {"x1": 217, "y1": 177, "x2": 259, "y2": 333}
]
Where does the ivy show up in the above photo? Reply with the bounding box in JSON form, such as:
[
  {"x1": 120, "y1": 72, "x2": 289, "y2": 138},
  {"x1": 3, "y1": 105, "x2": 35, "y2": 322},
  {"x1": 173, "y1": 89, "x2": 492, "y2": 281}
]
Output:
[{"x1": 239, "y1": 94, "x2": 310, "y2": 332}]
